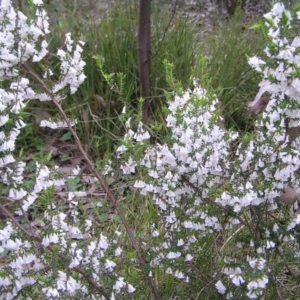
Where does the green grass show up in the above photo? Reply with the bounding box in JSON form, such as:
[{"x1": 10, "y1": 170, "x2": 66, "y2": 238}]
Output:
[
  {"x1": 18, "y1": 0, "x2": 266, "y2": 158},
  {"x1": 19, "y1": 0, "x2": 200, "y2": 158},
  {"x1": 194, "y1": 9, "x2": 265, "y2": 132}
]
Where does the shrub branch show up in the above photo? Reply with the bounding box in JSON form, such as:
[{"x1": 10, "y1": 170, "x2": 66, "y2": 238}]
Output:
[
  {"x1": 0, "y1": 204, "x2": 111, "y2": 299},
  {"x1": 23, "y1": 63, "x2": 161, "y2": 300}
]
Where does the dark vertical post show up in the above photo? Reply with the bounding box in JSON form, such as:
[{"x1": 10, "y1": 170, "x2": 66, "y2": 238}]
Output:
[{"x1": 138, "y1": 0, "x2": 151, "y2": 124}]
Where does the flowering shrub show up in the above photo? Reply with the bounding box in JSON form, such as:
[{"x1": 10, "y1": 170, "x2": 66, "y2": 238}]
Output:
[
  {"x1": 0, "y1": 1, "x2": 135, "y2": 299},
  {"x1": 115, "y1": 3, "x2": 300, "y2": 299},
  {"x1": 1, "y1": 0, "x2": 300, "y2": 299}
]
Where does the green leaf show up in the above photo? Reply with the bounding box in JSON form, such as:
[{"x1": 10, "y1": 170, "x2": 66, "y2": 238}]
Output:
[
  {"x1": 61, "y1": 131, "x2": 72, "y2": 141},
  {"x1": 100, "y1": 213, "x2": 108, "y2": 222},
  {"x1": 250, "y1": 21, "x2": 265, "y2": 31},
  {"x1": 292, "y1": 3, "x2": 300, "y2": 16},
  {"x1": 281, "y1": 11, "x2": 289, "y2": 27}
]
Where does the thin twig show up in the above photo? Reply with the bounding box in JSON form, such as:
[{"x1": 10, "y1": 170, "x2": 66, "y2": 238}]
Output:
[
  {"x1": 23, "y1": 64, "x2": 161, "y2": 300},
  {"x1": 20, "y1": 206, "x2": 35, "y2": 237},
  {"x1": 0, "y1": 204, "x2": 41, "y2": 241}
]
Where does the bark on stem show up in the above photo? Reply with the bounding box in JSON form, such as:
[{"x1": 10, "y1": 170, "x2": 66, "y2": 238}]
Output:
[{"x1": 138, "y1": 0, "x2": 151, "y2": 124}]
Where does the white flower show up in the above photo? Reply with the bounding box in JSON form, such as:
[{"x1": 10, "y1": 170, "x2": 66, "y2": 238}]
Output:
[
  {"x1": 247, "y1": 290, "x2": 259, "y2": 299},
  {"x1": 148, "y1": 169, "x2": 159, "y2": 178},
  {"x1": 66, "y1": 276, "x2": 81, "y2": 294},
  {"x1": 273, "y1": 223, "x2": 279, "y2": 232},
  {"x1": 105, "y1": 259, "x2": 116, "y2": 272},
  {"x1": 215, "y1": 280, "x2": 226, "y2": 294},
  {"x1": 185, "y1": 254, "x2": 193, "y2": 262},
  {"x1": 68, "y1": 191, "x2": 87, "y2": 201},
  {"x1": 287, "y1": 214, "x2": 300, "y2": 231},
  {"x1": 0, "y1": 277, "x2": 12, "y2": 287},
  {"x1": 32, "y1": 0, "x2": 43, "y2": 5},
  {"x1": 33, "y1": 40, "x2": 48, "y2": 62},
  {"x1": 115, "y1": 247, "x2": 122, "y2": 257},
  {"x1": 272, "y1": 3, "x2": 286, "y2": 18},
  {"x1": 85, "y1": 219, "x2": 92, "y2": 231},
  {"x1": 120, "y1": 157, "x2": 137, "y2": 174},
  {"x1": 114, "y1": 277, "x2": 126, "y2": 293},
  {"x1": 229, "y1": 274, "x2": 245, "y2": 287},
  {"x1": 175, "y1": 270, "x2": 185, "y2": 279},
  {"x1": 0, "y1": 139, "x2": 14, "y2": 152},
  {"x1": 292, "y1": 37, "x2": 300, "y2": 48},
  {"x1": 248, "y1": 56, "x2": 266, "y2": 72},
  {"x1": 277, "y1": 46, "x2": 294, "y2": 61},
  {"x1": 98, "y1": 233, "x2": 109, "y2": 250},
  {"x1": 291, "y1": 78, "x2": 300, "y2": 93},
  {"x1": 116, "y1": 144, "x2": 127, "y2": 154},
  {"x1": 177, "y1": 239, "x2": 184, "y2": 246},
  {"x1": 134, "y1": 125, "x2": 151, "y2": 141},
  {"x1": 166, "y1": 251, "x2": 181, "y2": 259},
  {"x1": 257, "y1": 275, "x2": 268, "y2": 289},
  {"x1": 71, "y1": 165, "x2": 81, "y2": 176},
  {"x1": 57, "y1": 271, "x2": 67, "y2": 291},
  {"x1": 40, "y1": 119, "x2": 77, "y2": 129},
  {"x1": 266, "y1": 240, "x2": 275, "y2": 249},
  {"x1": 42, "y1": 233, "x2": 59, "y2": 247},
  {"x1": 247, "y1": 280, "x2": 258, "y2": 291},
  {"x1": 152, "y1": 230, "x2": 159, "y2": 237},
  {"x1": 134, "y1": 180, "x2": 146, "y2": 188},
  {"x1": 0, "y1": 115, "x2": 9, "y2": 126},
  {"x1": 125, "y1": 117, "x2": 131, "y2": 129},
  {"x1": 6, "y1": 239, "x2": 22, "y2": 251},
  {"x1": 69, "y1": 257, "x2": 80, "y2": 268},
  {"x1": 183, "y1": 221, "x2": 194, "y2": 229},
  {"x1": 8, "y1": 188, "x2": 27, "y2": 200},
  {"x1": 42, "y1": 287, "x2": 59, "y2": 297},
  {"x1": 127, "y1": 284, "x2": 135, "y2": 293}
]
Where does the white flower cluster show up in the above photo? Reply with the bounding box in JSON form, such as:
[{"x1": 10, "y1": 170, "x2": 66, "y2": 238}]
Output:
[
  {"x1": 114, "y1": 3, "x2": 300, "y2": 299},
  {"x1": 118, "y1": 84, "x2": 242, "y2": 290},
  {"x1": 247, "y1": 2, "x2": 300, "y2": 240},
  {"x1": 0, "y1": 1, "x2": 134, "y2": 299}
]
